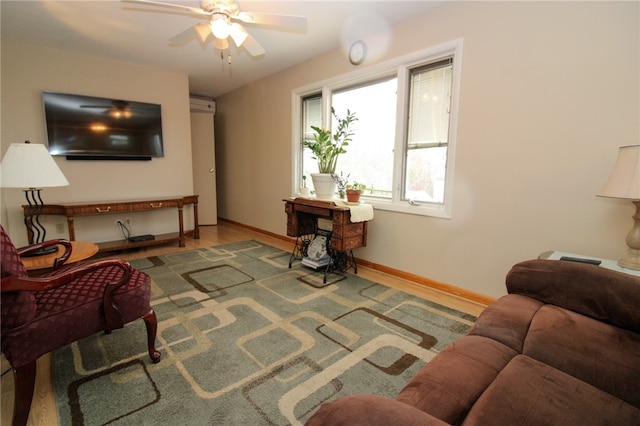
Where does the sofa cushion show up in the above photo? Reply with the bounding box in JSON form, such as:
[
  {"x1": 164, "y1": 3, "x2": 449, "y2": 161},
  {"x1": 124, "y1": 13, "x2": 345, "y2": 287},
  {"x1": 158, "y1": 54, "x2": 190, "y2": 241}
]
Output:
[
  {"x1": 396, "y1": 335, "x2": 517, "y2": 425},
  {"x1": 466, "y1": 294, "x2": 542, "y2": 353},
  {"x1": 506, "y1": 259, "x2": 640, "y2": 333},
  {"x1": 306, "y1": 394, "x2": 450, "y2": 426},
  {"x1": 523, "y1": 304, "x2": 640, "y2": 408},
  {"x1": 463, "y1": 355, "x2": 640, "y2": 425}
]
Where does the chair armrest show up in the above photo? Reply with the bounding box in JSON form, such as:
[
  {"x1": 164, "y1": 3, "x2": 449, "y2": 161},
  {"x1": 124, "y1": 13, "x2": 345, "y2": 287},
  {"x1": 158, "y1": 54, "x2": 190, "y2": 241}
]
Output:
[
  {"x1": 18, "y1": 239, "x2": 73, "y2": 270},
  {"x1": 506, "y1": 259, "x2": 640, "y2": 332},
  {"x1": 1, "y1": 259, "x2": 132, "y2": 331},
  {"x1": 1, "y1": 259, "x2": 131, "y2": 292}
]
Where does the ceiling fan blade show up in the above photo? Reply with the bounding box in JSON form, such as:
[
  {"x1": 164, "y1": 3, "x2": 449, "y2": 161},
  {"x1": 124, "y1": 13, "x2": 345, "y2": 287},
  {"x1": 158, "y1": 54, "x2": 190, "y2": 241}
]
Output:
[
  {"x1": 234, "y1": 12, "x2": 307, "y2": 30},
  {"x1": 228, "y1": 23, "x2": 248, "y2": 47},
  {"x1": 193, "y1": 22, "x2": 212, "y2": 43},
  {"x1": 169, "y1": 26, "x2": 198, "y2": 46},
  {"x1": 121, "y1": 0, "x2": 212, "y2": 17},
  {"x1": 241, "y1": 33, "x2": 266, "y2": 57}
]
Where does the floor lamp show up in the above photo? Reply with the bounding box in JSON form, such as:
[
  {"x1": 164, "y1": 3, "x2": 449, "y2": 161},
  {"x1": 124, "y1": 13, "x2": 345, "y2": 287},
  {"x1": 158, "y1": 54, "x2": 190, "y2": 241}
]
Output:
[
  {"x1": 598, "y1": 144, "x2": 640, "y2": 270},
  {"x1": 1, "y1": 141, "x2": 70, "y2": 255}
]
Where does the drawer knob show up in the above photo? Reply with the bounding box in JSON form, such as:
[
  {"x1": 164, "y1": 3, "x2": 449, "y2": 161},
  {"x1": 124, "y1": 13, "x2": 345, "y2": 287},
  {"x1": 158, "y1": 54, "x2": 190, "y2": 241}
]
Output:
[
  {"x1": 96, "y1": 207, "x2": 111, "y2": 213},
  {"x1": 150, "y1": 203, "x2": 163, "y2": 208}
]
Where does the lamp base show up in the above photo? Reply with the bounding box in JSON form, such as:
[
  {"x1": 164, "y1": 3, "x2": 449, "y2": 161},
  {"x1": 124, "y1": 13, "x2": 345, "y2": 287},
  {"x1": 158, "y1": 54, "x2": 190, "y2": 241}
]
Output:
[
  {"x1": 618, "y1": 201, "x2": 640, "y2": 271},
  {"x1": 618, "y1": 249, "x2": 640, "y2": 271}
]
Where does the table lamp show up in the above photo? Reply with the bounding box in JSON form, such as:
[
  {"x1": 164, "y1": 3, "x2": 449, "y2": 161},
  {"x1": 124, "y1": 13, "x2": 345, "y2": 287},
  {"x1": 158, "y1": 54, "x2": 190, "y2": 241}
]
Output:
[
  {"x1": 598, "y1": 144, "x2": 640, "y2": 270},
  {"x1": 1, "y1": 141, "x2": 70, "y2": 255}
]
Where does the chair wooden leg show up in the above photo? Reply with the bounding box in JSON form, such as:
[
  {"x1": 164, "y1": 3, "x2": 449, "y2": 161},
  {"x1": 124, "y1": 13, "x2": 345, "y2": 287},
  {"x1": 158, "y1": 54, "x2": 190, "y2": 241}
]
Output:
[
  {"x1": 12, "y1": 361, "x2": 36, "y2": 426},
  {"x1": 143, "y1": 309, "x2": 161, "y2": 363}
]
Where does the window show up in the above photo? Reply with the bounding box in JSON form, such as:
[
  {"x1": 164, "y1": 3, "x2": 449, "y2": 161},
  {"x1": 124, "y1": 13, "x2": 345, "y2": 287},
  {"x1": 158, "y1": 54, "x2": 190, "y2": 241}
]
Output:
[
  {"x1": 332, "y1": 78, "x2": 397, "y2": 198},
  {"x1": 293, "y1": 40, "x2": 462, "y2": 218},
  {"x1": 404, "y1": 59, "x2": 453, "y2": 204}
]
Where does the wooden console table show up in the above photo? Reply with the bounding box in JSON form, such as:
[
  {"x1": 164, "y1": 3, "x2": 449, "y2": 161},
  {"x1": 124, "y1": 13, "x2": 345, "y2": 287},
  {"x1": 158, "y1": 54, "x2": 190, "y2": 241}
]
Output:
[
  {"x1": 283, "y1": 197, "x2": 369, "y2": 281},
  {"x1": 24, "y1": 195, "x2": 199, "y2": 253}
]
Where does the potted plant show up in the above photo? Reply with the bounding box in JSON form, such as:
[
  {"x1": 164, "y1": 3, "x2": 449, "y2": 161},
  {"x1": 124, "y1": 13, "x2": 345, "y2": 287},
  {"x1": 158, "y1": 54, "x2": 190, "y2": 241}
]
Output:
[
  {"x1": 303, "y1": 108, "x2": 357, "y2": 199},
  {"x1": 346, "y1": 182, "x2": 367, "y2": 203},
  {"x1": 299, "y1": 175, "x2": 311, "y2": 197}
]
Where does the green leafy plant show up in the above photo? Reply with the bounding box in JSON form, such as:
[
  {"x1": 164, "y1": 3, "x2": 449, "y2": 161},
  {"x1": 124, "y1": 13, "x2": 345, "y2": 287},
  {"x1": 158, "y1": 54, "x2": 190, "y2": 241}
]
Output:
[
  {"x1": 346, "y1": 182, "x2": 367, "y2": 191},
  {"x1": 304, "y1": 108, "x2": 357, "y2": 174}
]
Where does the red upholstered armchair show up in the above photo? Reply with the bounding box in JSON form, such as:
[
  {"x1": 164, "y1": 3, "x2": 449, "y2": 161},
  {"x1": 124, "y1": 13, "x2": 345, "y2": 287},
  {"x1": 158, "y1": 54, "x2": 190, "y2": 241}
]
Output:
[{"x1": 0, "y1": 225, "x2": 161, "y2": 426}]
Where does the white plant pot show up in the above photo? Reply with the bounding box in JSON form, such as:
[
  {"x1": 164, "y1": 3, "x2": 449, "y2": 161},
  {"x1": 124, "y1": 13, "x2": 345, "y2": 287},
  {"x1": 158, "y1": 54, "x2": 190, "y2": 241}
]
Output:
[
  {"x1": 299, "y1": 187, "x2": 311, "y2": 197},
  {"x1": 311, "y1": 173, "x2": 336, "y2": 200}
]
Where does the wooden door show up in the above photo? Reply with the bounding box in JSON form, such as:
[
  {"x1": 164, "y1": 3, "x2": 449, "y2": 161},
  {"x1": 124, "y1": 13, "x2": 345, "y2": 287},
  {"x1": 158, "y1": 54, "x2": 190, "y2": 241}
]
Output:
[{"x1": 191, "y1": 112, "x2": 218, "y2": 225}]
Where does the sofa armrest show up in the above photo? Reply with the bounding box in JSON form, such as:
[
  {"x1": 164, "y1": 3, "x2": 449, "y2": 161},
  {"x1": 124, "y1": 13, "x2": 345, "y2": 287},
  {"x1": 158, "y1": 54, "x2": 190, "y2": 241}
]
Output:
[
  {"x1": 506, "y1": 259, "x2": 640, "y2": 332},
  {"x1": 305, "y1": 395, "x2": 450, "y2": 426}
]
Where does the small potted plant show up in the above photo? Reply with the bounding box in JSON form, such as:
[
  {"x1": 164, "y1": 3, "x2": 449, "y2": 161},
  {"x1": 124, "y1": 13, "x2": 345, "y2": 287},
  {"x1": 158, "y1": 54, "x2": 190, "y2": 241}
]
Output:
[
  {"x1": 303, "y1": 108, "x2": 357, "y2": 199},
  {"x1": 299, "y1": 175, "x2": 311, "y2": 197},
  {"x1": 346, "y1": 182, "x2": 367, "y2": 203}
]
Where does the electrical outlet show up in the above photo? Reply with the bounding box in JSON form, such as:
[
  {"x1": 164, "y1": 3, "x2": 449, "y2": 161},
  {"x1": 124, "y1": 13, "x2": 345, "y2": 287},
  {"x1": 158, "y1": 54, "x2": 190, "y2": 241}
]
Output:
[
  {"x1": 114, "y1": 218, "x2": 133, "y2": 234},
  {"x1": 56, "y1": 223, "x2": 64, "y2": 234}
]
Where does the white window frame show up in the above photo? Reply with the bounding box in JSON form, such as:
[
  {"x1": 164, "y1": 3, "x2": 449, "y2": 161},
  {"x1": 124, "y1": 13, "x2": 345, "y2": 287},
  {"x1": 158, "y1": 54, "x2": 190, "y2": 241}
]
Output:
[{"x1": 291, "y1": 38, "x2": 463, "y2": 218}]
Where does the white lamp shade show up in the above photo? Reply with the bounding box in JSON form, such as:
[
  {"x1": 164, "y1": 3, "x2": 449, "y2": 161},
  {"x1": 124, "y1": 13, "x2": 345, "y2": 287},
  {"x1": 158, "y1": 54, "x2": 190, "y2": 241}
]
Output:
[
  {"x1": 599, "y1": 144, "x2": 640, "y2": 200},
  {"x1": 1, "y1": 142, "x2": 70, "y2": 188}
]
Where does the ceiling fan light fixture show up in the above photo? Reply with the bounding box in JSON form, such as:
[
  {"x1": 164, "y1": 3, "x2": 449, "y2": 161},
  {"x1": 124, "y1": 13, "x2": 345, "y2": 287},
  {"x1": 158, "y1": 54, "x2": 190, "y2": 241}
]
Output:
[
  {"x1": 109, "y1": 108, "x2": 132, "y2": 119},
  {"x1": 213, "y1": 37, "x2": 230, "y2": 51},
  {"x1": 122, "y1": 0, "x2": 307, "y2": 58},
  {"x1": 210, "y1": 14, "x2": 230, "y2": 40}
]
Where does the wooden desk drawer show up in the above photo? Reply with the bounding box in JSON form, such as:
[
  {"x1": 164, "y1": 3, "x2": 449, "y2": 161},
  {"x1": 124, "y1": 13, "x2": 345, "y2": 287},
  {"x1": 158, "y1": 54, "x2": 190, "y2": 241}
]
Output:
[
  {"x1": 73, "y1": 203, "x2": 130, "y2": 215},
  {"x1": 295, "y1": 204, "x2": 332, "y2": 217},
  {"x1": 332, "y1": 210, "x2": 349, "y2": 225},
  {"x1": 332, "y1": 222, "x2": 364, "y2": 238},
  {"x1": 129, "y1": 200, "x2": 179, "y2": 210},
  {"x1": 331, "y1": 235, "x2": 365, "y2": 251}
]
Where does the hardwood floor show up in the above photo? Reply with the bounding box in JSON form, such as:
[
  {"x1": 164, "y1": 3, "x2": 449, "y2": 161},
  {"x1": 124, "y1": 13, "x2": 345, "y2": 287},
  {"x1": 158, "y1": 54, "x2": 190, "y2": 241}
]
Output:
[{"x1": 1, "y1": 221, "x2": 487, "y2": 426}]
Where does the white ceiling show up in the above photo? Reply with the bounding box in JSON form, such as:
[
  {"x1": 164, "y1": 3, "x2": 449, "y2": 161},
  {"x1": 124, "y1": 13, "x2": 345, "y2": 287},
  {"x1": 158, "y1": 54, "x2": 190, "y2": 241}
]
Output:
[{"x1": 1, "y1": 1, "x2": 441, "y2": 98}]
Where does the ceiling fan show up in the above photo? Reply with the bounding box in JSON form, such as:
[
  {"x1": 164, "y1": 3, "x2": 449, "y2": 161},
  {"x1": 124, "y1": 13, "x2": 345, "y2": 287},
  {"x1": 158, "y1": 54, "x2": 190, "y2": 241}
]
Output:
[{"x1": 122, "y1": 0, "x2": 307, "y2": 57}]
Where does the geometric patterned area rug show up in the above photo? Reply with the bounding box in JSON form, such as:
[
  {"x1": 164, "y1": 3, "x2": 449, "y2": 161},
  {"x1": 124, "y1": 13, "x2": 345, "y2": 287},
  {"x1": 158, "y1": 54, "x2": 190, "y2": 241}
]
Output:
[{"x1": 53, "y1": 240, "x2": 477, "y2": 425}]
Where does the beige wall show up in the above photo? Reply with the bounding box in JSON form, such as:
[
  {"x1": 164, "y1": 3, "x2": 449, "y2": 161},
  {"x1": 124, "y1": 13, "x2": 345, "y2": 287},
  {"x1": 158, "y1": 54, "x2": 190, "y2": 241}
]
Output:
[
  {"x1": 1, "y1": 39, "x2": 194, "y2": 246},
  {"x1": 215, "y1": 2, "x2": 639, "y2": 298}
]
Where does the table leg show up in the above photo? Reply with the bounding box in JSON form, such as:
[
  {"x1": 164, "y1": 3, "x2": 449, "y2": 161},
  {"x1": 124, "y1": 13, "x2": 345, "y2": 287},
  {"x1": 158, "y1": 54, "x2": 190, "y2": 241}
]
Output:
[
  {"x1": 67, "y1": 217, "x2": 76, "y2": 241},
  {"x1": 178, "y1": 206, "x2": 185, "y2": 247},
  {"x1": 193, "y1": 201, "x2": 200, "y2": 239}
]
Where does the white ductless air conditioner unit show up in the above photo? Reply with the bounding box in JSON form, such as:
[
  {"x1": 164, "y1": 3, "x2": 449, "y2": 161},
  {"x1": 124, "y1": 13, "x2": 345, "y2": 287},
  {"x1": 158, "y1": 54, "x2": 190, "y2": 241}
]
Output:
[{"x1": 189, "y1": 97, "x2": 216, "y2": 114}]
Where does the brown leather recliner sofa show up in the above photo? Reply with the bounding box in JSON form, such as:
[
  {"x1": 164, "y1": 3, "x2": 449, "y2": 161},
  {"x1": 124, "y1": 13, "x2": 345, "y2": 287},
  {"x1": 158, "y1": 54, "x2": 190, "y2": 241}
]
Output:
[{"x1": 306, "y1": 259, "x2": 640, "y2": 425}]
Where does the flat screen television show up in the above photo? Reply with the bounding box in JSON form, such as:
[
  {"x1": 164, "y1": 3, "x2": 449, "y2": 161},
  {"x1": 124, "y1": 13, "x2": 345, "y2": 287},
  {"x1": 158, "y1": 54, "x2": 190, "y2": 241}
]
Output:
[{"x1": 42, "y1": 92, "x2": 164, "y2": 160}]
